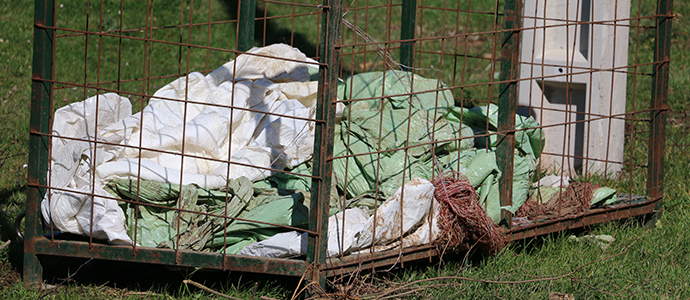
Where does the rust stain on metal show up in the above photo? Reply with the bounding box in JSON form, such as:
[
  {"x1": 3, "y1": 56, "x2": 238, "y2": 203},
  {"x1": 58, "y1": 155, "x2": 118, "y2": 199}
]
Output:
[
  {"x1": 510, "y1": 198, "x2": 658, "y2": 240},
  {"x1": 324, "y1": 245, "x2": 440, "y2": 277}
]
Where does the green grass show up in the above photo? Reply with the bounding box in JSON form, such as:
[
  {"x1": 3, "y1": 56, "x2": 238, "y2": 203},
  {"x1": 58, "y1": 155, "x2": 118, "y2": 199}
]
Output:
[
  {"x1": 339, "y1": 1, "x2": 504, "y2": 106},
  {"x1": 1, "y1": 0, "x2": 690, "y2": 299},
  {"x1": 50, "y1": 0, "x2": 240, "y2": 112}
]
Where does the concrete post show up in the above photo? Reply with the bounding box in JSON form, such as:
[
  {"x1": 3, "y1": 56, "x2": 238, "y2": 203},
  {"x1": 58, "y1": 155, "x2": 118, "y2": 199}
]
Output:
[{"x1": 518, "y1": 0, "x2": 630, "y2": 177}]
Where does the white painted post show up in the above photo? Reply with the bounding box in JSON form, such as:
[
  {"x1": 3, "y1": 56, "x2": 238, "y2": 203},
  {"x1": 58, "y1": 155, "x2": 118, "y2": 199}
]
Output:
[{"x1": 518, "y1": 0, "x2": 630, "y2": 177}]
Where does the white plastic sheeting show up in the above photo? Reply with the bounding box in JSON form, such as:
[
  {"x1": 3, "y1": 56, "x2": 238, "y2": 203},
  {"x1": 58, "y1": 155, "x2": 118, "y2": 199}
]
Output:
[
  {"x1": 537, "y1": 175, "x2": 571, "y2": 188},
  {"x1": 349, "y1": 177, "x2": 437, "y2": 251},
  {"x1": 42, "y1": 44, "x2": 333, "y2": 245},
  {"x1": 43, "y1": 93, "x2": 134, "y2": 244},
  {"x1": 240, "y1": 177, "x2": 441, "y2": 258},
  {"x1": 327, "y1": 206, "x2": 370, "y2": 257},
  {"x1": 237, "y1": 231, "x2": 308, "y2": 258}
]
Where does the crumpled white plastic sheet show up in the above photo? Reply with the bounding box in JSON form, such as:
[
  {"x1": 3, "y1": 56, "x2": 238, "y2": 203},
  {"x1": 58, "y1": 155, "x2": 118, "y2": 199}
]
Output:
[
  {"x1": 43, "y1": 93, "x2": 134, "y2": 244},
  {"x1": 239, "y1": 177, "x2": 441, "y2": 258},
  {"x1": 42, "y1": 44, "x2": 335, "y2": 245},
  {"x1": 327, "y1": 206, "x2": 370, "y2": 257},
  {"x1": 536, "y1": 174, "x2": 571, "y2": 188},
  {"x1": 238, "y1": 231, "x2": 308, "y2": 258},
  {"x1": 348, "y1": 177, "x2": 438, "y2": 253}
]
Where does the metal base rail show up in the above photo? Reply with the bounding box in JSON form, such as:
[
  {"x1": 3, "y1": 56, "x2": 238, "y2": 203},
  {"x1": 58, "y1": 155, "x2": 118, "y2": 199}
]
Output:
[{"x1": 23, "y1": 196, "x2": 659, "y2": 281}]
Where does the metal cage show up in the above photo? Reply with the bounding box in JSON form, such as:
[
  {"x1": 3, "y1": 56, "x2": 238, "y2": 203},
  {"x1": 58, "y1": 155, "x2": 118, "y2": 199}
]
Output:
[{"x1": 26, "y1": 0, "x2": 672, "y2": 289}]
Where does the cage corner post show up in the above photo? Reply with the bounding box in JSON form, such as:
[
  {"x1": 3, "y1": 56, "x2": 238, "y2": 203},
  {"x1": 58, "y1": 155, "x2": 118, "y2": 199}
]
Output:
[
  {"x1": 25, "y1": 0, "x2": 55, "y2": 286},
  {"x1": 647, "y1": 0, "x2": 673, "y2": 225},
  {"x1": 237, "y1": 0, "x2": 257, "y2": 52},
  {"x1": 497, "y1": 0, "x2": 522, "y2": 228},
  {"x1": 400, "y1": 0, "x2": 417, "y2": 71},
  {"x1": 306, "y1": 0, "x2": 343, "y2": 295}
]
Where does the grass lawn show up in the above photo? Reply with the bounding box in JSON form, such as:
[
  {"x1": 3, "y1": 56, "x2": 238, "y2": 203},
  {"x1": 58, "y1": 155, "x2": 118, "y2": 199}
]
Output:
[{"x1": 1, "y1": 0, "x2": 689, "y2": 299}]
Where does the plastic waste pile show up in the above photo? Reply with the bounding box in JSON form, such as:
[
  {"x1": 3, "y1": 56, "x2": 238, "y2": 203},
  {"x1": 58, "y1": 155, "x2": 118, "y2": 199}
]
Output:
[
  {"x1": 43, "y1": 44, "x2": 326, "y2": 247},
  {"x1": 41, "y1": 44, "x2": 619, "y2": 259}
]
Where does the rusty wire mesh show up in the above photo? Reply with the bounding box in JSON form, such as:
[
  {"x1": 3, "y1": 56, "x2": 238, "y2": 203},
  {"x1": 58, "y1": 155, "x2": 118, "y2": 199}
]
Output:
[{"x1": 27, "y1": 0, "x2": 671, "y2": 282}]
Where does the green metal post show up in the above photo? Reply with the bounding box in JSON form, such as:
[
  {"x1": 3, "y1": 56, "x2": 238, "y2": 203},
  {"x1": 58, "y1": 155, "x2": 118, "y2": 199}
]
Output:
[
  {"x1": 400, "y1": 0, "x2": 417, "y2": 71},
  {"x1": 647, "y1": 0, "x2": 673, "y2": 217},
  {"x1": 26, "y1": 0, "x2": 55, "y2": 286},
  {"x1": 237, "y1": 0, "x2": 256, "y2": 52},
  {"x1": 307, "y1": 0, "x2": 342, "y2": 292},
  {"x1": 496, "y1": 0, "x2": 521, "y2": 228}
]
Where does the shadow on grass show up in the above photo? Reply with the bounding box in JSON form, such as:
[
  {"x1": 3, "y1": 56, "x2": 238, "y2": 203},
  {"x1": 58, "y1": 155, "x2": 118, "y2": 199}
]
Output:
[
  {"x1": 33, "y1": 256, "x2": 298, "y2": 297},
  {"x1": 0, "y1": 185, "x2": 27, "y2": 276},
  {"x1": 218, "y1": 0, "x2": 318, "y2": 58}
]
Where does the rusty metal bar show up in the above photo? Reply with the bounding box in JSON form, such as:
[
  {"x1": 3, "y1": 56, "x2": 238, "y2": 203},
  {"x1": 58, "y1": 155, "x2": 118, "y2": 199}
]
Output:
[
  {"x1": 324, "y1": 245, "x2": 440, "y2": 277},
  {"x1": 307, "y1": 0, "x2": 342, "y2": 291},
  {"x1": 647, "y1": 0, "x2": 673, "y2": 211},
  {"x1": 25, "y1": 0, "x2": 56, "y2": 286},
  {"x1": 510, "y1": 197, "x2": 658, "y2": 240},
  {"x1": 31, "y1": 239, "x2": 308, "y2": 276},
  {"x1": 324, "y1": 196, "x2": 659, "y2": 275},
  {"x1": 496, "y1": 0, "x2": 521, "y2": 228}
]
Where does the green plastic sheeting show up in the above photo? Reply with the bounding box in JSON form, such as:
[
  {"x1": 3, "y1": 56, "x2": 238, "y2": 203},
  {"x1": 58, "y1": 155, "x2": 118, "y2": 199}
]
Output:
[
  {"x1": 206, "y1": 192, "x2": 309, "y2": 254},
  {"x1": 100, "y1": 69, "x2": 620, "y2": 252},
  {"x1": 436, "y1": 148, "x2": 535, "y2": 222},
  {"x1": 444, "y1": 104, "x2": 544, "y2": 221},
  {"x1": 253, "y1": 162, "x2": 345, "y2": 216},
  {"x1": 333, "y1": 70, "x2": 474, "y2": 199},
  {"x1": 447, "y1": 104, "x2": 544, "y2": 160},
  {"x1": 591, "y1": 187, "x2": 617, "y2": 206},
  {"x1": 247, "y1": 71, "x2": 547, "y2": 223},
  {"x1": 330, "y1": 71, "x2": 544, "y2": 222},
  {"x1": 106, "y1": 177, "x2": 253, "y2": 250},
  {"x1": 526, "y1": 186, "x2": 564, "y2": 205},
  {"x1": 253, "y1": 163, "x2": 312, "y2": 193},
  {"x1": 106, "y1": 177, "x2": 309, "y2": 253}
]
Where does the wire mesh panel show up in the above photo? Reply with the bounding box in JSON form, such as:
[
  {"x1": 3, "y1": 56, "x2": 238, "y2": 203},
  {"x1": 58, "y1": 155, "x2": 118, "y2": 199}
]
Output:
[
  {"x1": 328, "y1": 1, "x2": 515, "y2": 274},
  {"x1": 27, "y1": 0, "x2": 672, "y2": 287},
  {"x1": 327, "y1": 0, "x2": 671, "y2": 274},
  {"x1": 26, "y1": 0, "x2": 340, "y2": 285}
]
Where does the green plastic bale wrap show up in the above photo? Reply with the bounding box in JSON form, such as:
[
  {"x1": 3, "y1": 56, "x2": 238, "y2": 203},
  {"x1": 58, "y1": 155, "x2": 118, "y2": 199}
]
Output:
[
  {"x1": 447, "y1": 104, "x2": 544, "y2": 160},
  {"x1": 330, "y1": 71, "x2": 545, "y2": 223},
  {"x1": 439, "y1": 149, "x2": 535, "y2": 222},
  {"x1": 333, "y1": 71, "x2": 474, "y2": 199},
  {"x1": 106, "y1": 177, "x2": 253, "y2": 250},
  {"x1": 206, "y1": 192, "x2": 309, "y2": 254},
  {"x1": 591, "y1": 186, "x2": 618, "y2": 206},
  {"x1": 106, "y1": 177, "x2": 309, "y2": 253}
]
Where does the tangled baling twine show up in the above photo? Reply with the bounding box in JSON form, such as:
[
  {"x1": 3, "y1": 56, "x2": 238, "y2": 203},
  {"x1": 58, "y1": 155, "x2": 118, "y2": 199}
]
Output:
[
  {"x1": 433, "y1": 171, "x2": 508, "y2": 254},
  {"x1": 516, "y1": 182, "x2": 597, "y2": 222}
]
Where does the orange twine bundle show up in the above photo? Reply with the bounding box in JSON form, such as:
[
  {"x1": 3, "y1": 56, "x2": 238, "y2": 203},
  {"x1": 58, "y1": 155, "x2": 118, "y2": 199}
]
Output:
[
  {"x1": 515, "y1": 182, "x2": 597, "y2": 222},
  {"x1": 433, "y1": 171, "x2": 508, "y2": 254}
]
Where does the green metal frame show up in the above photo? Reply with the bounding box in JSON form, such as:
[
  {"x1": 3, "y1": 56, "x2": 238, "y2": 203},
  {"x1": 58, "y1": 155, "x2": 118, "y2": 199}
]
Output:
[
  {"x1": 647, "y1": 0, "x2": 673, "y2": 219},
  {"x1": 26, "y1": 0, "x2": 54, "y2": 286},
  {"x1": 307, "y1": 0, "x2": 343, "y2": 287},
  {"x1": 237, "y1": 0, "x2": 257, "y2": 52},
  {"x1": 399, "y1": 0, "x2": 417, "y2": 70},
  {"x1": 497, "y1": 0, "x2": 521, "y2": 228},
  {"x1": 24, "y1": 0, "x2": 343, "y2": 289}
]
